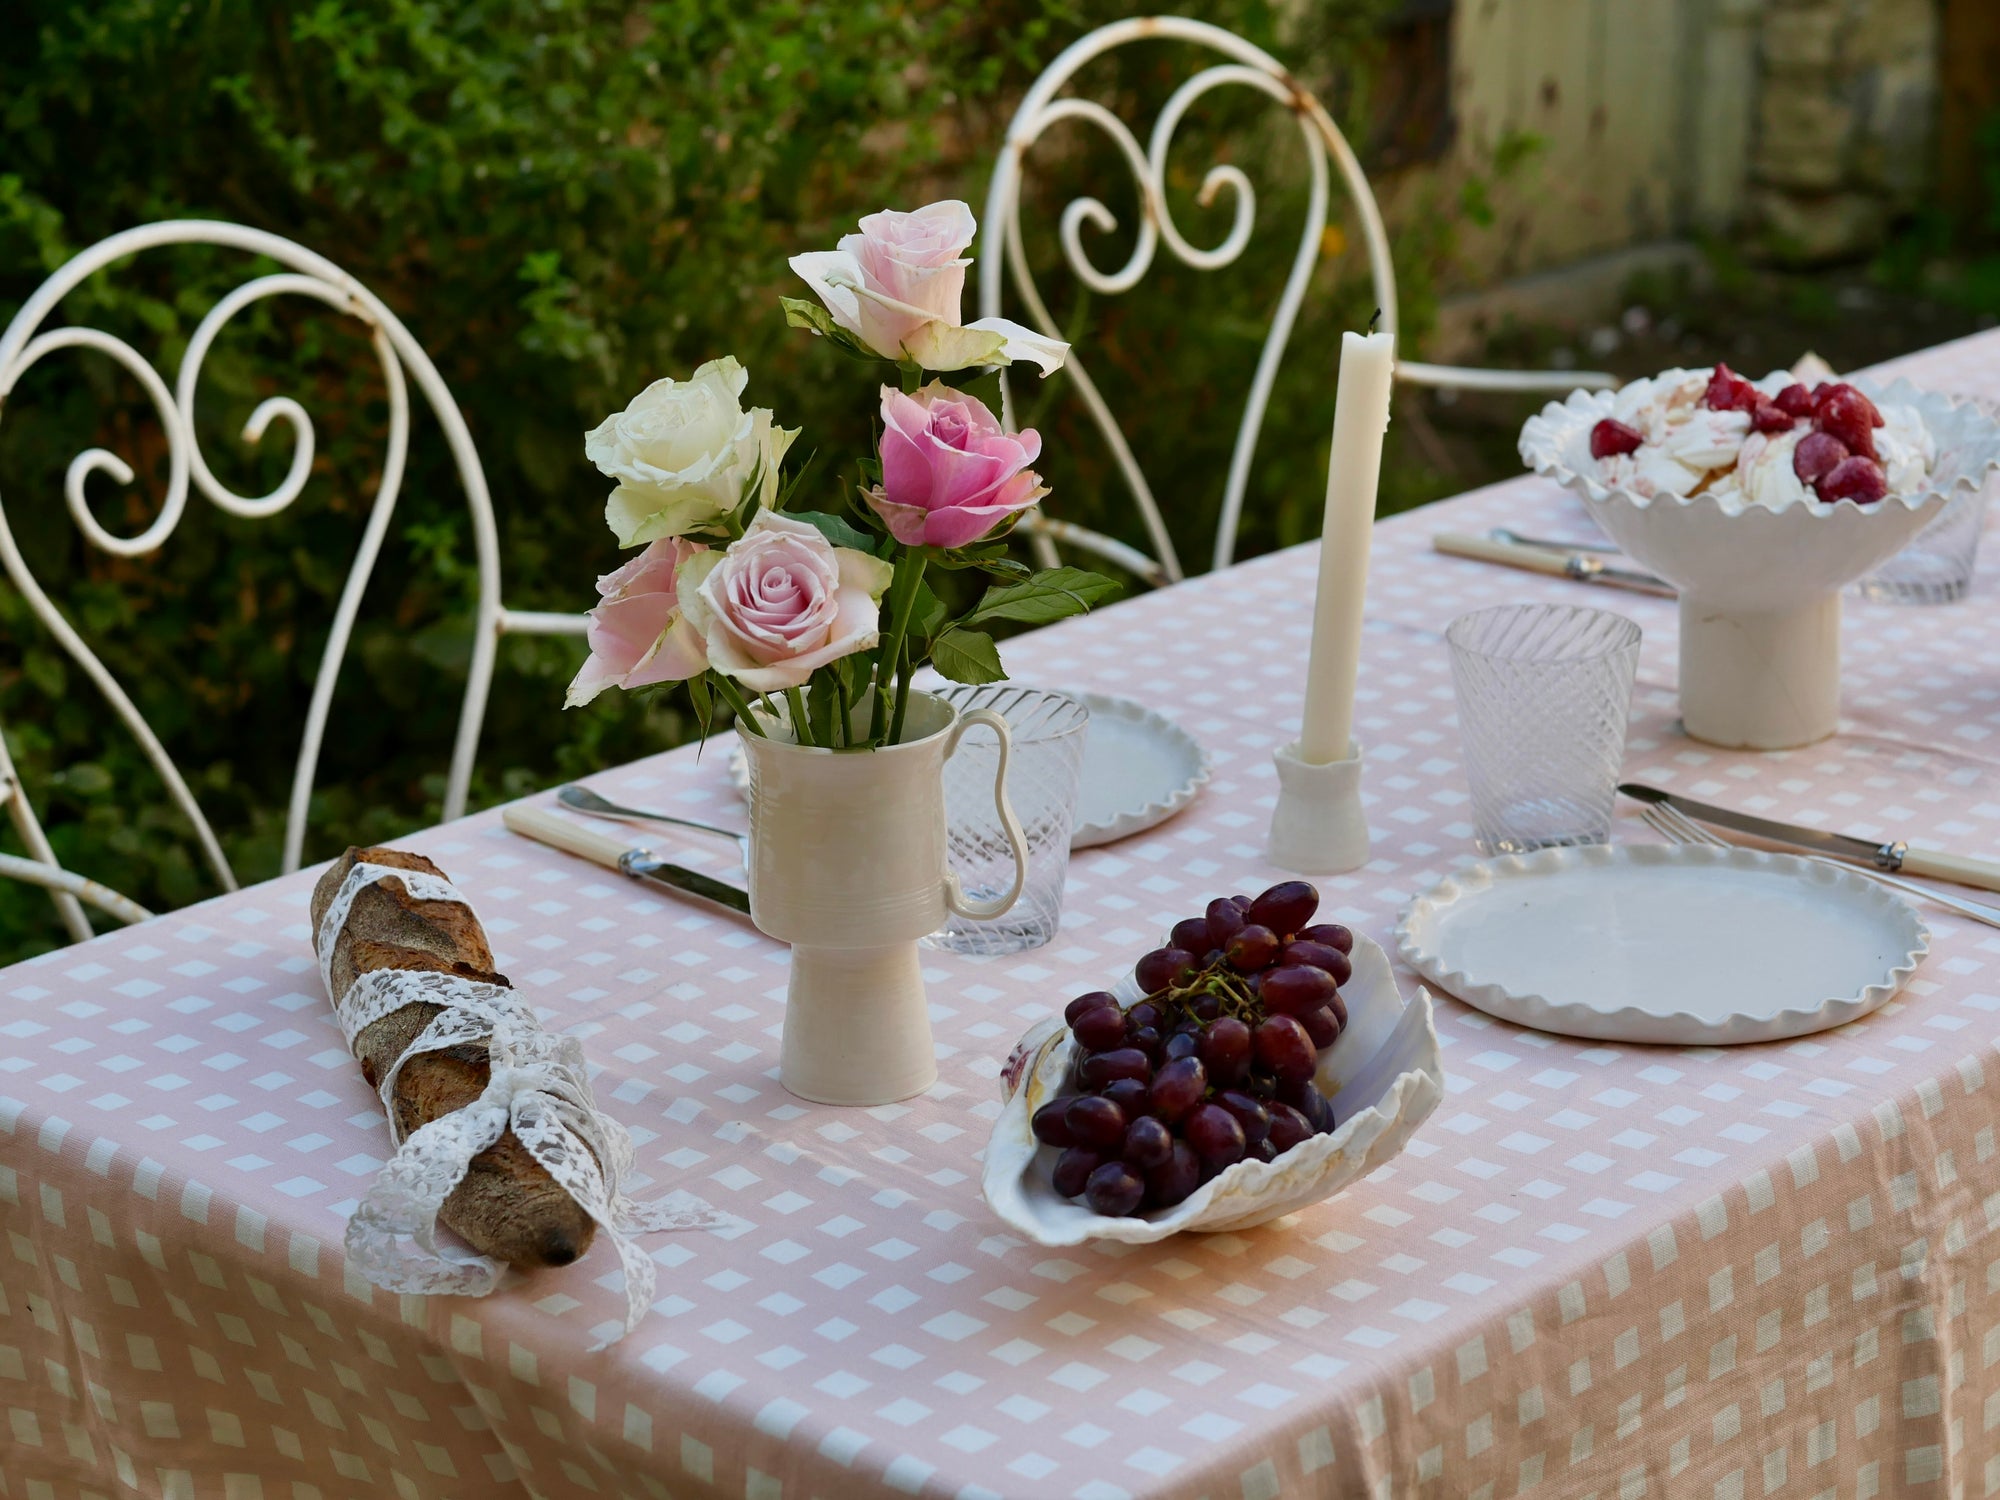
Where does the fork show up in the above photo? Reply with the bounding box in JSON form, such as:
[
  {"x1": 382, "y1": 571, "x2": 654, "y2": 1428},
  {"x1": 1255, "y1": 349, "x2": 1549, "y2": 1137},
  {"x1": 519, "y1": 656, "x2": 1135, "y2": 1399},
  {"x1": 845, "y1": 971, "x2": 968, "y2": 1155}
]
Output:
[{"x1": 1639, "y1": 801, "x2": 2000, "y2": 930}]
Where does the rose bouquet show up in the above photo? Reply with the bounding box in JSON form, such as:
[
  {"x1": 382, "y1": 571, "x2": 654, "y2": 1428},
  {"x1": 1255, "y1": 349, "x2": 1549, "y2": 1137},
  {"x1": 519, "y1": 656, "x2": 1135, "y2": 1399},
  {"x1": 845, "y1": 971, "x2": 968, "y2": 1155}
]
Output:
[{"x1": 566, "y1": 200, "x2": 1119, "y2": 748}]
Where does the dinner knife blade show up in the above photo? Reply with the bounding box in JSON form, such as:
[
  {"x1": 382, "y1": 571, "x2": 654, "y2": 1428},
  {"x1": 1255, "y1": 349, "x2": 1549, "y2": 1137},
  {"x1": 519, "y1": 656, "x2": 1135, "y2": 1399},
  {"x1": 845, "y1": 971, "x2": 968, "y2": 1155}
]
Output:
[
  {"x1": 1617, "y1": 783, "x2": 1904, "y2": 869},
  {"x1": 619, "y1": 849, "x2": 753, "y2": 916}
]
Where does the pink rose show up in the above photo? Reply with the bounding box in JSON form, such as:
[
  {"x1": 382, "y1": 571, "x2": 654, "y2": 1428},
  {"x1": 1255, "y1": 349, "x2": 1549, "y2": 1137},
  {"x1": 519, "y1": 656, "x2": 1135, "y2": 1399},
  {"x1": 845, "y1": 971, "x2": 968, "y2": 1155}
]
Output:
[
  {"x1": 564, "y1": 538, "x2": 710, "y2": 707},
  {"x1": 678, "y1": 511, "x2": 894, "y2": 693},
  {"x1": 866, "y1": 383, "x2": 1049, "y2": 549},
  {"x1": 788, "y1": 200, "x2": 1068, "y2": 375}
]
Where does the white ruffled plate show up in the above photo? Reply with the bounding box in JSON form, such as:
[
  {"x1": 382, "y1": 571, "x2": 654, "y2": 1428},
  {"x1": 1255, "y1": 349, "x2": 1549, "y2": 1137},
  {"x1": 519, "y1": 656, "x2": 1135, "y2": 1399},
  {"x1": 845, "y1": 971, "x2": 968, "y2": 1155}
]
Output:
[
  {"x1": 1065, "y1": 692, "x2": 1209, "y2": 849},
  {"x1": 982, "y1": 934, "x2": 1444, "y2": 1246},
  {"x1": 725, "y1": 689, "x2": 1208, "y2": 850},
  {"x1": 1396, "y1": 844, "x2": 1929, "y2": 1045}
]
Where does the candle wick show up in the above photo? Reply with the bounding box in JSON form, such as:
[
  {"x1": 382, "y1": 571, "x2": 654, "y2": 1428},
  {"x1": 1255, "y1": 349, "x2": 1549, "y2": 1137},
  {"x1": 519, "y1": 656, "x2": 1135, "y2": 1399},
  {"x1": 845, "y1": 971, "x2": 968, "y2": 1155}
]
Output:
[{"x1": 1367, "y1": 308, "x2": 1383, "y2": 334}]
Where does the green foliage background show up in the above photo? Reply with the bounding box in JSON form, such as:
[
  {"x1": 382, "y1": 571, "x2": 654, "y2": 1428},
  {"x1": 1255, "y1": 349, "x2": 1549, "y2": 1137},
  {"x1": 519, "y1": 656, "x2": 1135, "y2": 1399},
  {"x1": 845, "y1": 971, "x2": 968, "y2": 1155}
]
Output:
[{"x1": 0, "y1": 0, "x2": 1486, "y2": 962}]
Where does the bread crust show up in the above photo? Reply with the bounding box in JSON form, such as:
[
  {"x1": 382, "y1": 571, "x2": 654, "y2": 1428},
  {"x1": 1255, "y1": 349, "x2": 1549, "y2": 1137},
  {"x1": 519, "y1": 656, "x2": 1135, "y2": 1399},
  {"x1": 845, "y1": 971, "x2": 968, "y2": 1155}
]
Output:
[{"x1": 311, "y1": 847, "x2": 596, "y2": 1270}]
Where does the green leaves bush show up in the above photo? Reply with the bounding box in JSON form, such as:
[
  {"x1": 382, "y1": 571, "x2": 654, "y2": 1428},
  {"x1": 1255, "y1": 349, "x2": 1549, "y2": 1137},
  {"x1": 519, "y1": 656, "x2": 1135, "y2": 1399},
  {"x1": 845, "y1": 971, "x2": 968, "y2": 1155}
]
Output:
[{"x1": 0, "y1": 0, "x2": 1429, "y2": 961}]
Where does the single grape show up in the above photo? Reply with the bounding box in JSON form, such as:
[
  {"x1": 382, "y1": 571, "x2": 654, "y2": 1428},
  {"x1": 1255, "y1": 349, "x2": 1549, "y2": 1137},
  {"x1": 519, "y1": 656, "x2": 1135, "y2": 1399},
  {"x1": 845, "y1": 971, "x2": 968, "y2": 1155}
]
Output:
[
  {"x1": 1266, "y1": 1102, "x2": 1313, "y2": 1154},
  {"x1": 1216, "y1": 1090, "x2": 1271, "y2": 1147},
  {"x1": 1052, "y1": 1146, "x2": 1102, "y2": 1197},
  {"x1": 1070, "y1": 1004, "x2": 1128, "y2": 1053},
  {"x1": 1201, "y1": 949, "x2": 1224, "y2": 968},
  {"x1": 1169, "y1": 916, "x2": 1213, "y2": 955},
  {"x1": 1134, "y1": 947, "x2": 1196, "y2": 994},
  {"x1": 1128, "y1": 1026, "x2": 1163, "y2": 1062},
  {"x1": 1200, "y1": 1016, "x2": 1252, "y2": 1088},
  {"x1": 1191, "y1": 994, "x2": 1222, "y2": 1022},
  {"x1": 1149, "y1": 1056, "x2": 1207, "y2": 1122},
  {"x1": 1032, "y1": 1098, "x2": 1077, "y2": 1147},
  {"x1": 1204, "y1": 897, "x2": 1246, "y2": 949},
  {"x1": 1298, "y1": 923, "x2": 1353, "y2": 955},
  {"x1": 1228, "y1": 894, "x2": 1253, "y2": 913},
  {"x1": 1085, "y1": 1161, "x2": 1146, "y2": 1217},
  {"x1": 1163, "y1": 1031, "x2": 1201, "y2": 1063},
  {"x1": 1261, "y1": 964, "x2": 1336, "y2": 1016},
  {"x1": 1247, "y1": 880, "x2": 1318, "y2": 938},
  {"x1": 1327, "y1": 989, "x2": 1348, "y2": 1030},
  {"x1": 1243, "y1": 971, "x2": 1263, "y2": 1000},
  {"x1": 1064, "y1": 991, "x2": 1119, "y2": 1026},
  {"x1": 1145, "y1": 1141, "x2": 1201, "y2": 1209},
  {"x1": 1185, "y1": 1102, "x2": 1248, "y2": 1168},
  {"x1": 1293, "y1": 1081, "x2": 1336, "y2": 1134},
  {"x1": 1253, "y1": 1015, "x2": 1316, "y2": 1081},
  {"x1": 1226, "y1": 925, "x2": 1280, "y2": 972},
  {"x1": 1122, "y1": 1115, "x2": 1173, "y2": 1171},
  {"x1": 1282, "y1": 940, "x2": 1353, "y2": 987},
  {"x1": 1246, "y1": 1071, "x2": 1277, "y2": 1101},
  {"x1": 1065, "y1": 1094, "x2": 1127, "y2": 1150},
  {"x1": 1079, "y1": 1047, "x2": 1151, "y2": 1089},
  {"x1": 1128, "y1": 1001, "x2": 1163, "y2": 1031},
  {"x1": 1102, "y1": 1077, "x2": 1152, "y2": 1120},
  {"x1": 1298, "y1": 1004, "x2": 1340, "y2": 1049},
  {"x1": 1274, "y1": 1074, "x2": 1311, "y2": 1111},
  {"x1": 1251, "y1": 1138, "x2": 1278, "y2": 1164}
]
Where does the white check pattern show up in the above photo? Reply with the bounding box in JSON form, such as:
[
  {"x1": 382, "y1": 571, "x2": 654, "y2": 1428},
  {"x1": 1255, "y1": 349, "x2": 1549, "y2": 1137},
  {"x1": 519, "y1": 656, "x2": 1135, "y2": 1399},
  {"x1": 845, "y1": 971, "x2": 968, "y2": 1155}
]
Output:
[{"x1": 3, "y1": 329, "x2": 2000, "y2": 1497}]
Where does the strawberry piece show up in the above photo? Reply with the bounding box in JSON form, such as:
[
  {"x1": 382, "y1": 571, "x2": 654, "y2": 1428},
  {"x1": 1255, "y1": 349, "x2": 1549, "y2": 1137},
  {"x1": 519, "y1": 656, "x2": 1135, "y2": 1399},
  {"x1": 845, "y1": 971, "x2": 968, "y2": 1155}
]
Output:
[
  {"x1": 1590, "y1": 418, "x2": 1644, "y2": 459},
  {"x1": 1815, "y1": 386, "x2": 1880, "y2": 459},
  {"x1": 1793, "y1": 430, "x2": 1849, "y2": 483},
  {"x1": 1813, "y1": 381, "x2": 1884, "y2": 426},
  {"x1": 1703, "y1": 362, "x2": 1762, "y2": 412},
  {"x1": 1773, "y1": 383, "x2": 1817, "y2": 418},
  {"x1": 1750, "y1": 402, "x2": 1796, "y2": 434},
  {"x1": 1816, "y1": 455, "x2": 1887, "y2": 504}
]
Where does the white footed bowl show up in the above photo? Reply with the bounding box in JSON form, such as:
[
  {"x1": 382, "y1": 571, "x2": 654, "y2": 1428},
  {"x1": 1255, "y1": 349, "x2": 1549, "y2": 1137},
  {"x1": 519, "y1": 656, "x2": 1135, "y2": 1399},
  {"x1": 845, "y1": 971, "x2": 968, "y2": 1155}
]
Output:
[
  {"x1": 982, "y1": 935, "x2": 1443, "y2": 1246},
  {"x1": 1520, "y1": 376, "x2": 2000, "y2": 749}
]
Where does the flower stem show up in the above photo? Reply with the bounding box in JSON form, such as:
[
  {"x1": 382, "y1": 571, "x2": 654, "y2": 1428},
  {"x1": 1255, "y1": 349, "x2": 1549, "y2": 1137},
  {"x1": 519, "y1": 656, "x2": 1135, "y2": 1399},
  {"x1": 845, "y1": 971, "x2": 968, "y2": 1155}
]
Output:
[
  {"x1": 833, "y1": 669, "x2": 851, "y2": 749},
  {"x1": 890, "y1": 637, "x2": 914, "y2": 746},
  {"x1": 785, "y1": 687, "x2": 813, "y2": 747},
  {"x1": 708, "y1": 672, "x2": 764, "y2": 737},
  {"x1": 869, "y1": 549, "x2": 927, "y2": 745}
]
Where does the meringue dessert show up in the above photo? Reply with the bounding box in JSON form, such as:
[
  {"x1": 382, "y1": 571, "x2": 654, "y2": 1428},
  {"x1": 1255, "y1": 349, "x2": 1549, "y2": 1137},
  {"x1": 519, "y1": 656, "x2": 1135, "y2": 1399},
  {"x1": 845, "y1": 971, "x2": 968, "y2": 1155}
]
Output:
[{"x1": 1586, "y1": 357, "x2": 1935, "y2": 512}]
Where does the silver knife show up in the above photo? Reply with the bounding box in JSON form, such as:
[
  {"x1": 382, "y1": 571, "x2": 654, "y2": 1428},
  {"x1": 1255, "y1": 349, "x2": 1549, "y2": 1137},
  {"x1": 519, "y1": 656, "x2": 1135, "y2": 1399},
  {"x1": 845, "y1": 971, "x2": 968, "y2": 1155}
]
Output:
[
  {"x1": 1619, "y1": 782, "x2": 2000, "y2": 893},
  {"x1": 1434, "y1": 533, "x2": 1675, "y2": 598},
  {"x1": 504, "y1": 804, "x2": 752, "y2": 916}
]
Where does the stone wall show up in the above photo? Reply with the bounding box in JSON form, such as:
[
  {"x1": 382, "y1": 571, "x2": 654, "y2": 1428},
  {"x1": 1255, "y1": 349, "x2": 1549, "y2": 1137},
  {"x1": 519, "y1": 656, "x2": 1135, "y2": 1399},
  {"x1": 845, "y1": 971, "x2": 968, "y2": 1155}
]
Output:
[{"x1": 1750, "y1": 0, "x2": 1941, "y2": 262}]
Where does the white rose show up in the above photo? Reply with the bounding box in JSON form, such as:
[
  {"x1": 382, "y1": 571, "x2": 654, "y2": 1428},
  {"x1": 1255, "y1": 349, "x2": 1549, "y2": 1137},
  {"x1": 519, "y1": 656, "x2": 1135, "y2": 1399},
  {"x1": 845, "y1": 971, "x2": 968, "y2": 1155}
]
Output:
[{"x1": 586, "y1": 357, "x2": 798, "y2": 546}]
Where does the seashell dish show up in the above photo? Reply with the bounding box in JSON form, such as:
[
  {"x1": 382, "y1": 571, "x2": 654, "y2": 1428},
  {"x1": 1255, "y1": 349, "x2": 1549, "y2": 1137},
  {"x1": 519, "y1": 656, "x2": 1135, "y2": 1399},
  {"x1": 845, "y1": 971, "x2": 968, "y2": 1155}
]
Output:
[{"x1": 982, "y1": 934, "x2": 1443, "y2": 1246}]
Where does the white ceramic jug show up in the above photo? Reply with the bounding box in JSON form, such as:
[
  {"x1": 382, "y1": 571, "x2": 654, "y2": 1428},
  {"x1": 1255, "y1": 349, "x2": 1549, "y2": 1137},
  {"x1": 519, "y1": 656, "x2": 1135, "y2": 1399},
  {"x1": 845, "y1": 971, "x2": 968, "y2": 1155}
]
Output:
[{"x1": 741, "y1": 691, "x2": 1028, "y2": 1105}]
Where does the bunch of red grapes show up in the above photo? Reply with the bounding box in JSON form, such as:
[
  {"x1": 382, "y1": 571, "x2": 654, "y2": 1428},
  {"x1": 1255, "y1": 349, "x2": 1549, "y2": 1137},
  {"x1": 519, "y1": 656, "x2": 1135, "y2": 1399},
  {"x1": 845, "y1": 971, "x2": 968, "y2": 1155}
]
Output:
[{"x1": 1032, "y1": 880, "x2": 1353, "y2": 1218}]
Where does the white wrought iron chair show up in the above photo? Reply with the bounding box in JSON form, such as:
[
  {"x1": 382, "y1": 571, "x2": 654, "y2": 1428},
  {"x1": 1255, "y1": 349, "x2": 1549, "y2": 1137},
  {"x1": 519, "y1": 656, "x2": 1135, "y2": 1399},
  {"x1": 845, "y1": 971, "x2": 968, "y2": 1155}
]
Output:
[
  {"x1": 980, "y1": 16, "x2": 1616, "y2": 585},
  {"x1": 0, "y1": 220, "x2": 586, "y2": 941}
]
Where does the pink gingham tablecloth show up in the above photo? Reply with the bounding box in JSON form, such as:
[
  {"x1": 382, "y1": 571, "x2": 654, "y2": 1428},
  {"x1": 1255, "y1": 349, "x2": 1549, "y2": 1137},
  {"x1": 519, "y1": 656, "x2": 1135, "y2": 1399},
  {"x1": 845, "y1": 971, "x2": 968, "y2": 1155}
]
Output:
[{"x1": 8, "y1": 331, "x2": 2000, "y2": 1500}]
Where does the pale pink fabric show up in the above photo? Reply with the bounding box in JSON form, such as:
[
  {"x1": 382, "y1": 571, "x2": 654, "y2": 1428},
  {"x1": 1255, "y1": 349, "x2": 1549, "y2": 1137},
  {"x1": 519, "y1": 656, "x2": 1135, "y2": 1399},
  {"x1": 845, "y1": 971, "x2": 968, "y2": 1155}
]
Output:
[{"x1": 4, "y1": 332, "x2": 2000, "y2": 1498}]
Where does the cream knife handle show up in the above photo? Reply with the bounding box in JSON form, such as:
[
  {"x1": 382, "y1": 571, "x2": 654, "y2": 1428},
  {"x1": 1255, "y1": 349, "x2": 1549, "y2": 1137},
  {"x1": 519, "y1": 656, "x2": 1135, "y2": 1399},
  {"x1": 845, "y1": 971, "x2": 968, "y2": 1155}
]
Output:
[
  {"x1": 504, "y1": 803, "x2": 638, "y2": 871},
  {"x1": 1900, "y1": 844, "x2": 2000, "y2": 894},
  {"x1": 1432, "y1": 532, "x2": 1571, "y2": 578}
]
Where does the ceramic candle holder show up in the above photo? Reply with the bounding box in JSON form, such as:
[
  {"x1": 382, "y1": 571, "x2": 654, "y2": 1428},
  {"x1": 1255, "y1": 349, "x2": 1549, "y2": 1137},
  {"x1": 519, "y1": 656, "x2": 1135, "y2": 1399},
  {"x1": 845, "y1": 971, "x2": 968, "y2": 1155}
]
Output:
[
  {"x1": 1521, "y1": 377, "x2": 2000, "y2": 750},
  {"x1": 1267, "y1": 739, "x2": 1370, "y2": 875}
]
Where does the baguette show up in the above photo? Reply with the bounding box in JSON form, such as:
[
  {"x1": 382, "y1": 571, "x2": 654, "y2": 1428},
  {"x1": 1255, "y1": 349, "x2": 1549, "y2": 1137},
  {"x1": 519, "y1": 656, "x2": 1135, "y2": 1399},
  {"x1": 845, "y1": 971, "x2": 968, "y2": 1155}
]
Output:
[{"x1": 310, "y1": 846, "x2": 595, "y2": 1270}]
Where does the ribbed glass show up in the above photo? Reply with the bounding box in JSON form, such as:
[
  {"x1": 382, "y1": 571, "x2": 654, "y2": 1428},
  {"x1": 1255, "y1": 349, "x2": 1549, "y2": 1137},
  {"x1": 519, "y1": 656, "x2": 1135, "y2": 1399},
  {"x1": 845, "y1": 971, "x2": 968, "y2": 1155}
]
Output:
[
  {"x1": 928, "y1": 686, "x2": 1090, "y2": 955},
  {"x1": 1446, "y1": 603, "x2": 1642, "y2": 856}
]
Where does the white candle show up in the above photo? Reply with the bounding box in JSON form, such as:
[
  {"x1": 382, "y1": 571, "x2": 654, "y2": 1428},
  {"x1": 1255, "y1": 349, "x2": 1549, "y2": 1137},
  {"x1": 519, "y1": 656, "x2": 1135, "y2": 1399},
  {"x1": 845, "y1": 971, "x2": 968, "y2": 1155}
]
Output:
[{"x1": 1297, "y1": 329, "x2": 1394, "y2": 765}]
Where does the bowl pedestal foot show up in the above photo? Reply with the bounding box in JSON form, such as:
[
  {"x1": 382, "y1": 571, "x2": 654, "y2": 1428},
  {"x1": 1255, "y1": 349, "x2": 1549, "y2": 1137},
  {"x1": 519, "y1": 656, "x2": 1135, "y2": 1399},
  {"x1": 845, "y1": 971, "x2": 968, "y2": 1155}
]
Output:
[{"x1": 1679, "y1": 593, "x2": 1841, "y2": 750}]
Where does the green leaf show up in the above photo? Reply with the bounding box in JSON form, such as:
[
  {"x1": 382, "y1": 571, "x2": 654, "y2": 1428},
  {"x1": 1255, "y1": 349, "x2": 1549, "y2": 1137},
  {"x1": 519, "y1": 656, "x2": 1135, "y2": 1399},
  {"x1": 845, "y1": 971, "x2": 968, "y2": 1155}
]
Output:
[
  {"x1": 686, "y1": 672, "x2": 713, "y2": 746},
  {"x1": 907, "y1": 581, "x2": 949, "y2": 645},
  {"x1": 791, "y1": 510, "x2": 880, "y2": 555},
  {"x1": 781, "y1": 296, "x2": 840, "y2": 337},
  {"x1": 962, "y1": 567, "x2": 1123, "y2": 628},
  {"x1": 930, "y1": 627, "x2": 1005, "y2": 685}
]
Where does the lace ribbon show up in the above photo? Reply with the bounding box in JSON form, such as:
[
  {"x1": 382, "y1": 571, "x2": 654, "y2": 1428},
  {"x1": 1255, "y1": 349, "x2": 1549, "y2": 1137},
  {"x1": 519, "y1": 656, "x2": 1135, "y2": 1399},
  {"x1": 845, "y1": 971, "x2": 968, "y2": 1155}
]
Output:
[{"x1": 317, "y1": 861, "x2": 726, "y2": 1343}]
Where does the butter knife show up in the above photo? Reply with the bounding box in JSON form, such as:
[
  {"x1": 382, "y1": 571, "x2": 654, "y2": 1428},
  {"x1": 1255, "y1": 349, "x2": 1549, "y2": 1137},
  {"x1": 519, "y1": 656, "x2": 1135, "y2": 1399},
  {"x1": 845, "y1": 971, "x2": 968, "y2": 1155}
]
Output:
[
  {"x1": 1433, "y1": 532, "x2": 1675, "y2": 598},
  {"x1": 1619, "y1": 783, "x2": 2000, "y2": 893},
  {"x1": 504, "y1": 804, "x2": 752, "y2": 917}
]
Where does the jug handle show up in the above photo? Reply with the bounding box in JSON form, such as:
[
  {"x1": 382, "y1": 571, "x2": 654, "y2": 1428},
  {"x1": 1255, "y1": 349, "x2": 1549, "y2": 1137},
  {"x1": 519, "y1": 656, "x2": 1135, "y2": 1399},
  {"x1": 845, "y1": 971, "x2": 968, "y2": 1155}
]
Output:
[{"x1": 940, "y1": 707, "x2": 1029, "y2": 922}]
